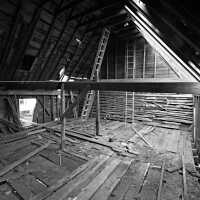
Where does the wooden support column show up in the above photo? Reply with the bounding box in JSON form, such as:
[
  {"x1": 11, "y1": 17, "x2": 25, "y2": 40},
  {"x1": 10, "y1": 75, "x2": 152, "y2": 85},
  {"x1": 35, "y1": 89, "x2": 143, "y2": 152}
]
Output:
[
  {"x1": 132, "y1": 42, "x2": 136, "y2": 125},
  {"x1": 96, "y1": 70, "x2": 100, "y2": 136},
  {"x1": 55, "y1": 95, "x2": 58, "y2": 118},
  {"x1": 154, "y1": 51, "x2": 157, "y2": 78},
  {"x1": 194, "y1": 95, "x2": 200, "y2": 150},
  {"x1": 60, "y1": 83, "x2": 65, "y2": 150},
  {"x1": 106, "y1": 53, "x2": 109, "y2": 79},
  {"x1": 143, "y1": 43, "x2": 146, "y2": 78},
  {"x1": 125, "y1": 40, "x2": 128, "y2": 127},
  {"x1": 43, "y1": 96, "x2": 45, "y2": 123},
  {"x1": 50, "y1": 96, "x2": 54, "y2": 120}
]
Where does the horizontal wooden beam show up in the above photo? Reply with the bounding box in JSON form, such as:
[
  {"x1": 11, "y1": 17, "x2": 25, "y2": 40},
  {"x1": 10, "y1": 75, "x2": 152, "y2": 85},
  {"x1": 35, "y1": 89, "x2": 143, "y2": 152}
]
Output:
[
  {"x1": 0, "y1": 90, "x2": 73, "y2": 96},
  {"x1": 0, "y1": 81, "x2": 200, "y2": 94},
  {"x1": 100, "y1": 78, "x2": 187, "y2": 83}
]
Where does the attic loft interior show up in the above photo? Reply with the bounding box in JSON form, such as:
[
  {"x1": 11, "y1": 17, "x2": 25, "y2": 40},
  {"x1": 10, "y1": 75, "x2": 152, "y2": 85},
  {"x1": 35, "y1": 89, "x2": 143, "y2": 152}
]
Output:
[{"x1": 0, "y1": 0, "x2": 200, "y2": 199}]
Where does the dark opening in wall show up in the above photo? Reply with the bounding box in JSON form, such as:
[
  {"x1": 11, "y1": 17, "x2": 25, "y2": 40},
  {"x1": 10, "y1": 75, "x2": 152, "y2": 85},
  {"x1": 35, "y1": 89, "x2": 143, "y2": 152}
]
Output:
[{"x1": 21, "y1": 54, "x2": 35, "y2": 71}]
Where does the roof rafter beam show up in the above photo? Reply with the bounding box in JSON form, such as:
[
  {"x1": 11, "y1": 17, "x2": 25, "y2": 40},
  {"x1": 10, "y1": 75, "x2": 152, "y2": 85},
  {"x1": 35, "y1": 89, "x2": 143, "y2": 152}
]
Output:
[
  {"x1": 37, "y1": 7, "x2": 75, "y2": 81},
  {"x1": 78, "y1": 10, "x2": 124, "y2": 27},
  {"x1": 26, "y1": 0, "x2": 65, "y2": 81},
  {"x1": 125, "y1": 3, "x2": 199, "y2": 82},
  {"x1": 57, "y1": 0, "x2": 84, "y2": 14},
  {"x1": 67, "y1": 1, "x2": 125, "y2": 22},
  {"x1": 8, "y1": 0, "x2": 49, "y2": 80},
  {"x1": 86, "y1": 14, "x2": 128, "y2": 33},
  {"x1": 67, "y1": 33, "x2": 100, "y2": 79},
  {"x1": 45, "y1": 16, "x2": 85, "y2": 80}
]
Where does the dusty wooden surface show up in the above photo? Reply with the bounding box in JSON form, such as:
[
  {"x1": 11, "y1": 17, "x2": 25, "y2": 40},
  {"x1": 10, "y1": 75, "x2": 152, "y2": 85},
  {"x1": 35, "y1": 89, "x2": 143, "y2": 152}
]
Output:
[{"x1": 0, "y1": 119, "x2": 199, "y2": 200}]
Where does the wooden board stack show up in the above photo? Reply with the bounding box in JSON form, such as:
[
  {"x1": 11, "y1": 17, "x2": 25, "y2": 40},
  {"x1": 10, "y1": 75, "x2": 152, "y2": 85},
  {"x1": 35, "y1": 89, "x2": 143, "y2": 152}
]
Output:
[{"x1": 91, "y1": 91, "x2": 193, "y2": 129}]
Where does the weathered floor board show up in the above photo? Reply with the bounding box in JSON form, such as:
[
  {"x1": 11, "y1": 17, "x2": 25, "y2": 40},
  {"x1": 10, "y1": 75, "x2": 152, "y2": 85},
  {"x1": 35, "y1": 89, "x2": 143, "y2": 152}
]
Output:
[{"x1": 0, "y1": 119, "x2": 199, "y2": 200}]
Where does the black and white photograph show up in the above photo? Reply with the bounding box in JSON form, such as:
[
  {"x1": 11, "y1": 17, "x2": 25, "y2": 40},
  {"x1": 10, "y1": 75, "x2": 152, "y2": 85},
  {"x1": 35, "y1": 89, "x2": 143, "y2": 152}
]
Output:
[{"x1": 0, "y1": 0, "x2": 200, "y2": 199}]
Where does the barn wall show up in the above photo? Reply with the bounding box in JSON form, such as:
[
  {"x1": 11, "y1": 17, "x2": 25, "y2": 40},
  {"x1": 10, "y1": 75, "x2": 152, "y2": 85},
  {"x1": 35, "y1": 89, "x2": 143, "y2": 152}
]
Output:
[
  {"x1": 0, "y1": 98, "x2": 7, "y2": 119},
  {"x1": 33, "y1": 94, "x2": 79, "y2": 123},
  {"x1": 93, "y1": 37, "x2": 193, "y2": 129}
]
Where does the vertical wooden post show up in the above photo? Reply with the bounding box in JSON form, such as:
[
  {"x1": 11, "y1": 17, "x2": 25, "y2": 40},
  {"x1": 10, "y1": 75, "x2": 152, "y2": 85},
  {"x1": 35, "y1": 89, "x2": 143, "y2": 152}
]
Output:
[
  {"x1": 143, "y1": 43, "x2": 146, "y2": 78},
  {"x1": 51, "y1": 96, "x2": 54, "y2": 120},
  {"x1": 96, "y1": 70, "x2": 100, "y2": 136},
  {"x1": 194, "y1": 95, "x2": 200, "y2": 151},
  {"x1": 125, "y1": 92, "x2": 128, "y2": 127},
  {"x1": 115, "y1": 39, "x2": 118, "y2": 79},
  {"x1": 43, "y1": 96, "x2": 45, "y2": 123},
  {"x1": 132, "y1": 41, "x2": 136, "y2": 125},
  {"x1": 193, "y1": 95, "x2": 196, "y2": 144},
  {"x1": 106, "y1": 53, "x2": 109, "y2": 79},
  {"x1": 154, "y1": 51, "x2": 157, "y2": 78},
  {"x1": 60, "y1": 83, "x2": 65, "y2": 150},
  {"x1": 125, "y1": 40, "x2": 128, "y2": 127},
  {"x1": 56, "y1": 95, "x2": 58, "y2": 118}
]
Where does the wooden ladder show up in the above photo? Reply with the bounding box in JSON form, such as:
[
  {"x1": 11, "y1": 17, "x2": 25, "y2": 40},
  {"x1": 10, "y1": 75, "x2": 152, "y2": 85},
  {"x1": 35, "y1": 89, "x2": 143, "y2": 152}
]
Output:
[{"x1": 81, "y1": 28, "x2": 110, "y2": 121}]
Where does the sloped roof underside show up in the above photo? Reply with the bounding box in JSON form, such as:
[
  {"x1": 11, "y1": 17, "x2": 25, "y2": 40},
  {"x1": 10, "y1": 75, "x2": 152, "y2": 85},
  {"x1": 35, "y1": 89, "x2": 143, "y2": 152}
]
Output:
[{"x1": 0, "y1": 0, "x2": 200, "y2": 81}]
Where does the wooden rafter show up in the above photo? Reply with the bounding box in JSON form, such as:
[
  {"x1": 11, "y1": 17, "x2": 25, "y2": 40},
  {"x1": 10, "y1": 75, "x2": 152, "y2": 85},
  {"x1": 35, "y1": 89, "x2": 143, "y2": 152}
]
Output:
[
  {"x1": 66, "y1": 1, "x2": 124, "y2": 22},
  {"x1": 45, "y1": 16, "x2": 84, "y2": 80},
  {"x1": 58, "y1": 0, "x2": 84, "y2": 14},
  {"x1": 125, "y1": 3, "x2": 199, "y2": 82},
  {"x1": 0, "y1": 1, "x2": 21, "y2": 79},
  {"x1": 36, "y1": 7, "x2": 74, "y2": 80},
  {"x1": 67, "y1": 33, "x2": 100, "y2": 79},
  {"x1": 26, "y1": 0, "x2": 65, "y2": 81},
  {"x1": 78, "y1": 10, "x2": 124, "y2": 27},
  {"x1": 8, "y1": 2, "x2": 46, "y2": 80},
  {"x1": 86, "y1": 14, "x2": 128, "y2": 33}
]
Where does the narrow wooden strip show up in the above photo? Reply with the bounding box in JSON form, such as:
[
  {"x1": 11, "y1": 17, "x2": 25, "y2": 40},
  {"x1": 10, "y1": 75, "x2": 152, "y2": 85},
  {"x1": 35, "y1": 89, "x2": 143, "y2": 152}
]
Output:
[
  {"x1": 46, "y1": 155, "x2": 109, "y2": 200},
  {"x1": 157, "y1": 160, "x2": 166, "y2": 200},
  {"x1": 9, "y1": 179, "x2": 32, "y2": 200},
  {"x1": 75, "y1": 158, "x2": 121, "y2": 200},
  {"x1": 63, "y1": 148, "x2": 89, "y2": 161},
  {"x1": 138, "y1": 162, "x2": 151, "y2": 193},
  {"x1": 31, "y1": 156, "x2": 101, "y2": 200},
  {"x1": 110, "y1": 162, "x2": 151, "y2": 200},
  {"x1": 0, "y1": 141, "x2": 51, "y2": 177},
  {"x1": 131, "y1": 126, "x2": 153, "y2": 148},
  {"x1": 45, "y1": 126, "x2": 139, "y2": 155},
  {"x1": 182, "y1": 154, "x2": 188, "y2": 200},
  {"x1": 92, "y1": 160, "x2": 132, "y2": 200}
]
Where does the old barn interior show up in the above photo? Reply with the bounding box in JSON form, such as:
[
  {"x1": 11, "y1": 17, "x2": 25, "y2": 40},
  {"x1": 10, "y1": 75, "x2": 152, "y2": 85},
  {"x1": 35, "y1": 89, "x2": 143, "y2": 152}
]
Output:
[{"x1": 0, "y1": 0, "x2": 200, "y2": 199}]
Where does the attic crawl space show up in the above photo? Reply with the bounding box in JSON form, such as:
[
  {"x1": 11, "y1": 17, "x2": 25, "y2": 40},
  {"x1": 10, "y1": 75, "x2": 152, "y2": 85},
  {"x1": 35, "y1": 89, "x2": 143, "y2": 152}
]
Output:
[{"x1": 0, "y1": 0, "x2": 200, "y2": 199}]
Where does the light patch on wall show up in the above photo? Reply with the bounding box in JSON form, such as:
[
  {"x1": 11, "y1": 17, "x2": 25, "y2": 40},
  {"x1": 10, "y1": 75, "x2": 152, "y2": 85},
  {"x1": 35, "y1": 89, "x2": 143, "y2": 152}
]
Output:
[
  {"x1": 124, "y1": 5, "x2": 199, "y2": 81},
  {"x1": 131, "y1": 0, "x2": 147, "y2": 11},
  {"x1": 19, "y1": 98, "x2": 36, "y2": 123}
]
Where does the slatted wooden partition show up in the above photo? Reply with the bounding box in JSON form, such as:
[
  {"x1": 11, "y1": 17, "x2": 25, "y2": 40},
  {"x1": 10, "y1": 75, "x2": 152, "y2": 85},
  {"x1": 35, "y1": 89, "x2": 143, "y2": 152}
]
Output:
[{"x1": 92, "y1": 36, "x2": 194, "y2": 129}]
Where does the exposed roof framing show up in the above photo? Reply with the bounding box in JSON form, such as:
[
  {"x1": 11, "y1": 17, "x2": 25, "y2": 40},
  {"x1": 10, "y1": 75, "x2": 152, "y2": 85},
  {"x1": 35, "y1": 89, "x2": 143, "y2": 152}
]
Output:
[
  {"x1": 0, "y1": 0, "x2": 200, "y2": 81},
  {"x1": 125, "y1": 0, "x2": 200, "y2": 81},
  {"x1": 43, "y1": 17, "x2": 85, "y2": 81},
  {"x1": 58, "y1": 0, "x2": 85, "y2": 14},
  {"x1": 66, "y1": 1, "x2": 124, "y2": 22},
  {"x1": 35, "y1": 7, "x2": 75, "y2": 80},
  {"x1": 67, "y1": 33, "x2": 100, "y2": 79}
]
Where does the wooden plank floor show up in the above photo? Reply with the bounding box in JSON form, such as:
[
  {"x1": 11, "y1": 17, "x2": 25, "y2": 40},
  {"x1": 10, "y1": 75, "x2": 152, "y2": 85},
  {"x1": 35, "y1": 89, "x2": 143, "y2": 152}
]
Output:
[{"x1": 0, "y1": 119, "x2": 199, "y2": 200}]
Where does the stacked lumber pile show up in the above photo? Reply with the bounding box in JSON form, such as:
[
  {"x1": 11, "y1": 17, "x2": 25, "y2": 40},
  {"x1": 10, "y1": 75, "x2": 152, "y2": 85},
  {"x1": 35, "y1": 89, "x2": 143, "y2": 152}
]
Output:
[
  {"x1": 4, "y1": 96, "x2": 22, "y2": 127},
  {"x1": 0, "y1": 96, "x2": 23, "y2": 137},
  {"x1": 91, "y1": 91, "x2": 193, "y2": 129},
  {"x1": 91, "y1": 91, "x2": 126, "y2": 121},
  {"x1": 0, "y1": 118, "x2": 24, "y2": 137},
  {"x1": 134, "y1": 93, "x2": 193, "y2": 127}
]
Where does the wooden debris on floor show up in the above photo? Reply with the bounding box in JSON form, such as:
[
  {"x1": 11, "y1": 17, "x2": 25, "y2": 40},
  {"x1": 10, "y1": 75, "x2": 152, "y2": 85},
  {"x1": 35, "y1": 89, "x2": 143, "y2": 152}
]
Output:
[
  {"x1": 91, "y1": 91, "x2": 193, "y2": 129},
  {"x1": 0, "y1": 118, "x2": 24, "y2": 137},
  {"x1": 0, "y1": 119, "x2": 199, "y2": 200}
]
